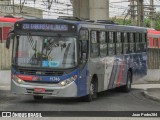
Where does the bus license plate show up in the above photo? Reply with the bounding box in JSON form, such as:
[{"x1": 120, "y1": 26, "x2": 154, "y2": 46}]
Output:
[{"x1": 34, "y1": 88, "x2": 45, "y2": 93}]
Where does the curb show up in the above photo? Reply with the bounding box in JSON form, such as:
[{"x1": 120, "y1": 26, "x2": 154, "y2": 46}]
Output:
[{"x1": 143, "y1": 89, "x2": 160, "y2": 102}]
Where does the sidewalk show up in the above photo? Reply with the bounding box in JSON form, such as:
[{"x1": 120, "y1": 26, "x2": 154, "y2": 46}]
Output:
[{"x1": 132, "y1": 84, "x2": 160, "y2": 102}]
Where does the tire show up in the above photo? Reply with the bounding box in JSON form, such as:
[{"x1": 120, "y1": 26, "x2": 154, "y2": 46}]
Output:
[
  {"x1": 84, "y1": 79, "x2": 98, "y2": 102},
  {"x1": 121, "y1": 71, "x2": 132, "y2": 92},
  {"x1": 33, "y1": 95, "x2": 43, "y2": 100}
]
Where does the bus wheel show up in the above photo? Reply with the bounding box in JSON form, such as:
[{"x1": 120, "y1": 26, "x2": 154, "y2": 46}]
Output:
[
  {"x1": 122, "y1": 71, "x2": 132, "y2": 92},
  {"x1": 33, "y1": 95, "x2": 43, "y2": 100},
  {"x1": 85, "y1": 79, "x2": 97, "y2": 102}
]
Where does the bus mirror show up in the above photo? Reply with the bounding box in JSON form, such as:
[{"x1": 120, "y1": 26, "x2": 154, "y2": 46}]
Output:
[{"x1": 6, "y1": 33, "x2": 15, "y2": 49}]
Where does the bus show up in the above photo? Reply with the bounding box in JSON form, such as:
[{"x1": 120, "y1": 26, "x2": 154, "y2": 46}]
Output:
[
  {"x1": 6, "y1": 18, "x2": 147, "y2": 101},
  {"x1": 0, "y1": 17, "x2": 21, "y2": 42},
  {"x1": 148, "y1": 29, "x2": 160, "y2": 48}
]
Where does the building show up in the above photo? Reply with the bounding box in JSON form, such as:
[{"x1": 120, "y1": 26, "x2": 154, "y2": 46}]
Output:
[{"x1": 0, "y1": 0, "x2": 43, "y2": 18}]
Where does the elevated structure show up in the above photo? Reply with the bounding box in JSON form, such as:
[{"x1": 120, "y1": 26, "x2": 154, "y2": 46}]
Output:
[{"x1": 70, "y1": 0, "x2": 109, "y2": 20}]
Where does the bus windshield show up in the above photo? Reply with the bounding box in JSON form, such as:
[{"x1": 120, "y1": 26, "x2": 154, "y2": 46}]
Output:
[{"x1": 12, "y1": 35, "x2": 77, "y2": 69}]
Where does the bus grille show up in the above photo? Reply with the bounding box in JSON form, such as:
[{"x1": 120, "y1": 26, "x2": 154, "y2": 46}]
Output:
[{"x1": 18, "y1": 68, "x2": 64, "y2": 76}]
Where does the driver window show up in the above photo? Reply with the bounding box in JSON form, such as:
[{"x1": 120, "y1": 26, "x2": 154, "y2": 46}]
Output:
[{"x1": 80, "y1": 40, "x2": 88, "y2": 63}]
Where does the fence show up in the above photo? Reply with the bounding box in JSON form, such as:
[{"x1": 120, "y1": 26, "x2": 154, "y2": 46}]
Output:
[
  {"x1": 148, "y1": 48, "x2": 160, "y2": 69},
  {"x1": 0, "y1": 43, "x2": 12, "y2": 70}
]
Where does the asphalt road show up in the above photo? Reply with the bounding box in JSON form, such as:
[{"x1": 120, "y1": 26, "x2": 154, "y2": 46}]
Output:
[{"x1": 0, "y1": 88, "x2": 160, "y2": 112}]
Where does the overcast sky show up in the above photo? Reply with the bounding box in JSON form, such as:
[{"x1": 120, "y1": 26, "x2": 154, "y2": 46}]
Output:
[{"x1": 14, "y1": 0, "x2": 160, "y2": 19}]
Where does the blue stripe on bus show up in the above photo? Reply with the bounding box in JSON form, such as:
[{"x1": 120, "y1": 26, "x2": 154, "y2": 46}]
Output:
[{"x1": 75, "y1": 64, "x2": 88, "y2": 97}]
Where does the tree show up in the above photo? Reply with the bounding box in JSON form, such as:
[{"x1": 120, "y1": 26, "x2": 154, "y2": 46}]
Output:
[{"x1": 111, "y1": 12, "x2": 160, "y2": 31}]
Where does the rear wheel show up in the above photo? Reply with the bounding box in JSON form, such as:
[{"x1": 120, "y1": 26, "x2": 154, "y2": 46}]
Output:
[
  {"x1": 33, "y1": 95, "x2": 43, "y2": 100},
  {"x1": 121, "y1": 71, "x2": 132, "y2": 92},
  {"x1": 84, "y1": 79, "x2": 98, "y2": 102}
]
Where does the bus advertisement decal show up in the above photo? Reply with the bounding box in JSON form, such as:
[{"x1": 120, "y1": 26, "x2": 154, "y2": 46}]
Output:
[
  {"x1": 49, "y1": 61, "x2": 60, "y2": 68},
  {"x1": 42, "y1": 61, "x2": 49, "y2": 67}
]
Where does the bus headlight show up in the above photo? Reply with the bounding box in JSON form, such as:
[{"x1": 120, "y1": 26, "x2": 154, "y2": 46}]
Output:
[
  {"x1": 59, "y1": 75, "x2": 77, "y2": 86},
  {"x1": 12, "y1": 75, "x2": 23, "y2": 84}
]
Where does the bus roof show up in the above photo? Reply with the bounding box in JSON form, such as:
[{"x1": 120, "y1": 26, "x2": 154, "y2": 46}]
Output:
[
  {"x1": 15, "y1": 19, "x2": 147, "y2": 32},
  {"x1": 148, "y1": 29, "x2": 160, "y2": 35}
]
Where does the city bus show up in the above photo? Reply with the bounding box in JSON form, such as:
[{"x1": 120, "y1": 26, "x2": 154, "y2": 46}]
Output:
[
  {"x1": 6, "y1": 18, "x2": 147, "y2": 102},
  {"x1": 0, "y1": 17, "x2": 22, "y2": 42}
]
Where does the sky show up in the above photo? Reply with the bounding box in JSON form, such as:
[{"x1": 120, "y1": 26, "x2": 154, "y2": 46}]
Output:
[{"x1": 13, "y1": 0, "x2": 160, "y2": 19}]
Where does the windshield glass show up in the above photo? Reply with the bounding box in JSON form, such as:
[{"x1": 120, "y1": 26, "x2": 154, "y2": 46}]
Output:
[{"x1": 12, "y1": 35, "x2": 77, "y2": 69}]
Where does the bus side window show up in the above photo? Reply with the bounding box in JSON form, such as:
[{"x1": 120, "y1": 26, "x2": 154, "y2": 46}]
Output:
[
  {"x1": 129, "y1": 33, "x2": 135, "y2": 53},
  {"x1": 139, "y1": 33, "x2": 142, "y2": 42},
  {"x1": 91, "y1": 31, "x2": 99, "y2": 57},
  {"x1": 124, "y1": 32, "x2": 128, "y2": 43},
  {"x1": 123, "y1": 32, "x2": 129, "y2": 54},
  {"x1": 136, "y1": 33, "x2": 140, "y2": 52},
  {"x1": 108, "y1": 43, "x2": 115, "y2": 56},
  {"x1": 100, "y1": 31, "x2": 107, "y2": 57},
  {"x1": 136, "y1": 33, "x2": 140, "y2": 43},
  {"x1": 80, "y1": 41, "x2": 88, "y2": 63},
  {"x1": 109, "y1": 32, "x2": 114, "y2": 43},
  {"x1": 80, "y1": 29, "x2": 89, "y2": 40},
  {"x1": 139, "y1": 42, "x2": 147, "y2": 52},
  {"x1": 116, "y1": 32, "x2": 122, "y2": 55},
  {"x1": 142, "y1": 33, "x2": 146, "y2": 42}
]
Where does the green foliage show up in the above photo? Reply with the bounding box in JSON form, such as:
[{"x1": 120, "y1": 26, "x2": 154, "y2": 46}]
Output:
[
  {"x1": 155, "y1": 12, "x2": 160, "y2": 30},
  {"x1": 111, "y1": 12, "x2": 160, "y2": 31},
  {"x1": 110, "y1": 17, "x2": 131, "y2": 25},
  {"x1": 144, "y1": 18, "x2": 151, "y2": 28}
]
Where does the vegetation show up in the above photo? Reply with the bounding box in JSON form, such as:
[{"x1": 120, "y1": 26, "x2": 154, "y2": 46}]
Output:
[{"x1": 111, "y1": 12, "x2": 160, "y2": 31}]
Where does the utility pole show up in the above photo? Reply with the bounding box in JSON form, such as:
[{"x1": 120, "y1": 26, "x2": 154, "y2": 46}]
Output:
[
  {"x1": 137, "y1": 0, "x2": 144, "y2": 26},
  {"x1": 150, "y1": 0, "x2": 155, "y2": 28},
  {"x1": 130, "y1": 0, "x2": 136, "y2": 25},
  {"x1": 12, "y1": 0, "x2": 15, "y2": 16}
]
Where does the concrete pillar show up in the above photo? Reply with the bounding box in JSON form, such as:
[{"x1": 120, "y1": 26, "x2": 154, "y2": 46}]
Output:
[
  {"x1": 89, "y1": 0, "x2": 109, "y2": 20},
  {"x1": 71, "y1": 0, "x2": 89, "y2": 20},
  {"x1": 71, "y1": 0, "x2": 109, "y2": 20}
]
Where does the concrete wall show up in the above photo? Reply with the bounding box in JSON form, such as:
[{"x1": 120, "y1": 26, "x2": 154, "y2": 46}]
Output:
[
  {"x1": 0, "y1": 70, "x2": 10, "y2": 85},
  {"x1": 134, "y1": 69, "x2": 160, "y2": 84}
]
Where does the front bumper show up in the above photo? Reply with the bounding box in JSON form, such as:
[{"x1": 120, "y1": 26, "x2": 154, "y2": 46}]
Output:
[{"x1": 11, "y1": 80, "x2": 78, "y2": 97}]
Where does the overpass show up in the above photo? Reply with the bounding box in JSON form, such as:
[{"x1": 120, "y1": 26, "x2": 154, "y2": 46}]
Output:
[{"x1": 70, "y1": 0, "x2": 109, "y2": 20}]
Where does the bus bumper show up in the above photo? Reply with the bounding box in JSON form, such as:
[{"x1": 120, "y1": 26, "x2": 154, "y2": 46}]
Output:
[{"x1": 11, "y1": 80, "x2": 78, "y2": 97}]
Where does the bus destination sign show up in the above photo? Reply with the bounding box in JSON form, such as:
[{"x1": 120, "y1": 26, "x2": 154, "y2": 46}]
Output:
[{"x1": 22, "y1": 23, "x2": 69, "y2": 31}]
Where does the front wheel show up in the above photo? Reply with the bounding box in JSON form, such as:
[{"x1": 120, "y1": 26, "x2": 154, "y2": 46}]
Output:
[
  {"x1": 121, "y1": 71, "x2": 132, "y2": 92},
  {"x1": 84, "y1": 79, "x2": 98, "y2": 102}
]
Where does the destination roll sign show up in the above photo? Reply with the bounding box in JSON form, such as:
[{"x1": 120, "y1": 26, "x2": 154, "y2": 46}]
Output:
[{"x1": 15, "y1": 23, "x2": 77, "y2": 33}]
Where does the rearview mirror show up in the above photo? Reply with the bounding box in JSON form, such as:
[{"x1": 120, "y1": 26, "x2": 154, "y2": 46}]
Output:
[{"x1": 6, "y1": 32, "x2": 15, "y2": 49}]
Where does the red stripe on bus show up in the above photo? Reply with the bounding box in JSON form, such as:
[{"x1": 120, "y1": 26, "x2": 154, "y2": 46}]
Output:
[
  {"x1": 117, "y1": 61, "x2": 124, "y2": 86},
  {"x1": 16, "y1": 75, "x2": 33, "y2": 81}
]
